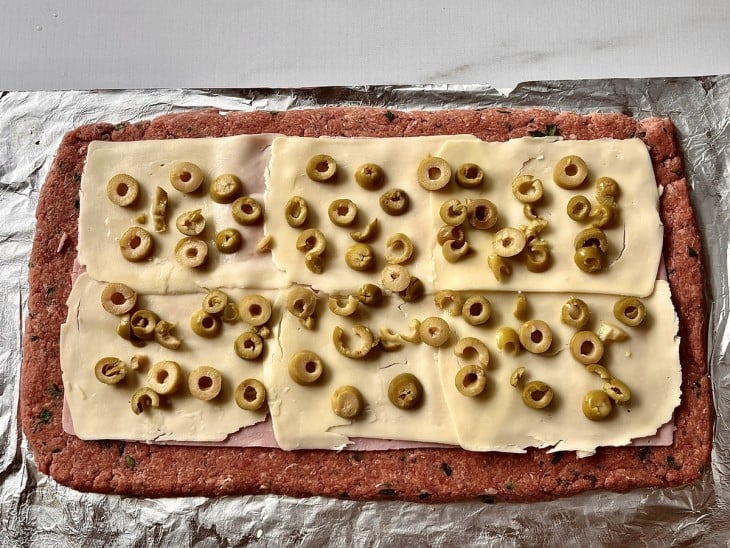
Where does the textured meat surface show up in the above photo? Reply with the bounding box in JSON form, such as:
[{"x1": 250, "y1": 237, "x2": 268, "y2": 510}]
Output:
[{"x1": 20, "y1": 108, "x2": 711, "y2": 502}]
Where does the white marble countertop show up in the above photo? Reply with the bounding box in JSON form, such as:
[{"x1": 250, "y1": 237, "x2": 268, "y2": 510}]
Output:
[{"x1": 1, "y1": 0, "x2": 728, "y2": 90}]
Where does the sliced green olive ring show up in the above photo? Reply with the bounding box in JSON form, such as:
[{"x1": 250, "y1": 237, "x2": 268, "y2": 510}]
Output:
[
  {"x1": 400, "y1": 318, "x2": 422, "y2": 344},
  {"x1": 454, "y1": 336, "x2": 490, "y2": 367},
  {"x1": 152, "y1": 186, "x2": 168, "y2": 233},
  {"x1": 561, "y1": 298, "x2": 590, "y2": 328},
  {"x1": 417, "y1": 156, "x2": 452, "y2": 190},
  {"x1": 94, "y1": 357, "x2": 128, "y2": 385},
  {"x1": 455, "y1": 163, "x2": 484, "y2": 188},
  {"x1": 436, "y1": 225, "x2": 466, "y2": 246},
  {"x1": 170, "y1": 161, "x2": 204, "y2": 193},
  {"x1": 119, "y1": 226, "x2": 154, "y2": 262},
  {"x1": 462, "y1": 295, "x2": 491, "y2": 326},
  {"x1": 439, "y1": 199, "x2": 467, "y2": 226},
  {"x1": 130, "y1": 309, "x2": 158, "y2": 340},
  {"x1": 379, "y1": 188, "x2": 409, "y2": 216},
  {"x1": 175, "y1": 237, "x2": 208, "y2": 268},
  {"x1": 434, "y1": 290, "x2": 464, "y2": 316},
  {"x1": 570, "y1": 331, "x2": 605, "y2": 365},
  {"x1": 235, "y1": 331, "x2": 264, "y2": 360},
  {"x1": 210, "y1": 173, "x2": 242, "y2": 203},
  {"x1": 286, "y1": 286, "x2": 318, "y2": 318},
  {"x1": 296, "y1": 228, "x2": 327, "y2": 255},
  {"x1": 130, "y1": 387, "x2": 160, "y2": 415},
  {"x1": 288, "y1": 350, "x2": 324, "y2": 385},
  {"x1": 345, "y1": 243, "x2": 375, "y2": 271},
  {"x1": 332, "y1": 325, "x2": 375, "y2": 359},
  {"x1": 350, "y1": 217, "x2": 378, "y2": 242},
  {"x1": 511, "y1": 175, "x2": 544, "y2": 203},
  {"x1": 493, "y1": 227, "x2": 526, "y2": 258},
  {"x1": 100, "y1": 282, "x2": 137, "y2": 316},
  {"x1": 306, "y1": 154, "x2": 337, "y2": 182},
  {"x1": 239, "y1": 294, "x2": 272, "y2": 326},
  {"x1": 553, "y1": 155, "x2": 588, "y2": 189},
  {"x1": 574, "y1": 246, "x2": 604, "y2": 273},
  {"x1": 613, "y1": 297, "x2": 646, "y2": 327},
  {"x1": 595, "y1": 177, "x2": 620, "y2": 205},
  {"x1": 284, "y1": 196, "x2": 308, "y2": 227},
  {"x1": 388, "y1": 373, "x2": 423, "y2": 409},
  {"x1": 567, "y1": 195, "x2": 591, "y2": 222},
  {"x1": 589, "y1": 203, "x2": 614, "y2": 228},
  {"x1": 586, "y1": 364, "x2": 611, "y2": 380},
  {"x1": 442, "y1": 239, "x2": 470, "y2": 263},
  {"x1": 117, "y1": 314, "x2": 132, "y2": 341},
  {"x1": 596, "y1": 321, "x2": 628, "y2": 342},
  {"x1": 418, "y1": 317, "x2": 451, "y2": 347},
  {"x1": 495, "y1": 326, "x2": 521, "y2": 355},
  {"x1": 235, "y1": 379, "x2": 267, "y2": 411},
  {"x1": 574, "y1": 226, "x2": 609, "y2": 253},
  {"x1": 582, "y1": 390, "x2": 613, "y2": 421},
  {"x1": 328, "y1": 295, "x2": 359, "y2": 316},
  {"x1": 522, "y1": 380, "x2": 554, "y2": 409},
  {"x1": 399, "y1": 277, "x2": 424, "y2": 303},
  {"x1": 202, "y1": 289, "x2": 228, "y2": 314},
  {"x1": 357, "y1": 283, "x2": 382, "y2": 305},
  {"x1": 215, "y1": 228, "x2": 243, "y2": 254},
  {"x1": 381, "y1": 264, "x2": 411, "y2": 292},
  {"x1": 188, "y1": 366, "x2": 222, "y2": 401},
  {"x1": 328, "y1": 198, "x2": 358, "y2": 227},
  {"x1": 379, "y1": 328, "x2": 404, "y2": 351},
  {"x1": 523, "y1": 204, "x2": 538, "y2": 220},
  {"x1": 154, "y1": 320, "x2": 182, "y2": 350},
  {"x1": 525, "y1": 241, "x2": 551, "y2": 273},
  {"x1": 232, "y1": 196, "x2": 263, "y2": 225},
  {"x1": 146, "y1": 360, "x2": 182, "y2": 395},
  {"x1": 603, "y1": 377, "x2": 631, "y2": 404},
  {"x1": 467, "y1": 199, "x2": 498, "y2": 230},
  {"x1": 455, "y1": 365, "x2": 487, "y2": 397},
  {"x1": 518, "y1": 320, "x2": 553, "y2": 354},
  {"x1": 190, "y1": 309, "x2": 221, "y2": 338},
  {"x1": 107, "y1": 174, "x2": 140, "y2": 207},
  {"x1": 488, "y1": 254, "x2": 512, "y2": 282},
  {"x1": 176, "y1": 209, "x2": 206, "y2": 236},
  {"x1": 331, "y1": 385, "x2": 364, "y2": 419},
  {"x1": 385, "y1": 233, "x2": 414, "y2": 264},
  {"x1": 509, "y1": 366, "x2": 525, "y2": 387},
  {"x1": 354, "y1": 162, "x2": 385, "y2": 190}
]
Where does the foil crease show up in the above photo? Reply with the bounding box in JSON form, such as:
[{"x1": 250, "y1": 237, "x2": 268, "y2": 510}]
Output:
[{"x1": 0, "y1": 79, "x2": 728, "y2": 545}]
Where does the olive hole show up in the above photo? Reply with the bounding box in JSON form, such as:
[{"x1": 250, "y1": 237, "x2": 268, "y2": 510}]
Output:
[
  {"x1": 293, "y1": 299, "x2": 305, "y2": 313},
  {"x1": 156, "y1": 371, "x2": 168, "y2": 383},
  {"x1": 111, "y1": 292, "x2": 126, "y2": 305},
  {"x1": 465, "y1": 166, "x2": 478, "y2": 179},
  {"x1": 242, "y1": 204, "x2": 254, "y2": 214},
  {"x1": 305, "y1": 236, "x2": 316, "y2": 248},
  {"x1": 130, "y1": 236, "x2": 141, "y2": 249},
  {"x1": 502, "y1": 237, "x2": 513, "y2": 247},
  {"x1": 531, "y1": 389, "x2": 546, "y2": 401},
  {"x1": 305, "y1": 361, "x2": 317, "y2": 373},
  {"x1": 586, "y1": 258, "x2": 599, "y2": 268},
  {"x1": 580, "y1": 341, "x2": 594, "y2": 355},
  {"x1": 625, "y1": 306, "x2": 638, "y2": 319},
  {"x1": 450, "y1": 239, "x2": 466, "y2": 250},
  {"x1": 244, "y1": 339, "x2": 255, "y2": 349},
  {"x1": 565, "y1": 164, "x2": 578, "y2": 176},
  {"x1": 569, "y1": 307, "x2": 580, "y2": 320},
  {"x1": 336, "y1": 205, "x2": 349, "y2": 216},
  {"x1": 316, "y1": 161, "x2": 330, "y2": 173},
  {"x1": 243, "y1": 386, "x2": 258, "y2": 401},
  {"x1": 249, "y1": 304, "x2": 262, "y2": 317},
  {"x1": 202, "y1": 316, "x2": 214, "y2": 329},
  {"x1": 102, "y1": 363, "x2": 117, "y2": 376},
  {"x1": 198, "y1": 376, "x2": 213, "y2": 390},
  {"x1": 116, "y1": 183, "x2": 129, "y2": 196},
  {"x1": 180, "y1": 171, "x2": 192, "y2": 182},
  {"x1": 469, "y1": 303, "x2": 483, "y2": 316},
  {"x1": 428, "y1": 167, "x2": 441, "y2": 180},
  {"x1": 463, "y1": 373, "x2": 478, "y2": 387},
  {"x1": 428, "y1": 327, "x2": 439, "y2": 337},
  {"x1": 475, "y1": 206, "x2": 487, "y2": 221},
  {"x1": 531, "y1": 330, "x2": 543, "y2": 343},
  {"x1": 186, "y1": 248, "x2": 198, "y2": 258}
]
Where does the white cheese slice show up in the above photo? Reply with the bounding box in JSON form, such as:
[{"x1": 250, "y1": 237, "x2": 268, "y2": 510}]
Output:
[{"x1": 78, "y1": 135, "x2": 287, "y2": 293}]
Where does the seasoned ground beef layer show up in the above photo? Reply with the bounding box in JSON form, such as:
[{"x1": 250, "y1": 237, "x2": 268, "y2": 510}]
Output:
[{"x1": 21, "y1": 108, "x2": 711, "y2": 502}]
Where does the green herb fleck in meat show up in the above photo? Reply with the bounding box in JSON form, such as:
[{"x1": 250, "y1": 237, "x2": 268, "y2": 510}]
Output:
[
  {"x1": 125, "y1": 455, "x2": 137, "y2": 469},
  {"x1": 441, "y1": 462, "x2": 453, "y2": 477},
  {"x1": 546, "y1": 124, "x2": 558, "y2": 136},
  {"x1": 47, "y1": 384, "x2": 62, "y2": 399},
  {"x1": 385, "y1": 110, "x2": 395, "y2": 122},
  {"x1": 72, "y1": 173, "x2": 81, "y2": 182},
  {"x1": 114, "y1": 123, "x2": 125, "y2": 131},
  {"x1": 551, "y1": 452, "x2": 564, "y2": 465},
  {"x1": 38, "y1": 410, "x2": 52, "y2": 424},
  {"x1": 638, "y1": 447, "x2": 651, "y2": 462},
  {"x1": 505, "y1": 480, "x2": 515, "y2": 490},
  {"x1": 667, "y1": 456, "x2": 682, "y2": 470}
]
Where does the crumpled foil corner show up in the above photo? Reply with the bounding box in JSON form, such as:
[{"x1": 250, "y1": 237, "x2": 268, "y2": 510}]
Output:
[{"x1": 1, "y1": 79, "x2": 729, "y2": 546}]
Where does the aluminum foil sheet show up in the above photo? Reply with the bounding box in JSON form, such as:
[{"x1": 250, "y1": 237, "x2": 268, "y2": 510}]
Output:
[{"x1": 1, "y1": 79, "x2": 728, "y2": 546}]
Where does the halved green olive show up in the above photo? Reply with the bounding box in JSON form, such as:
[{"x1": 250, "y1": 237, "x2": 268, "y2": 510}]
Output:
[
  {"x1": 553, "y1": 155, "x2": 588, "y2": 189},
  {"x1": 94, "y1": 357, "x2": 127, "y2": 385},
  {"x1": 328, "y1": 198, "x2": 358, "y2": 227},
  {"x1": 399, "y1": 277, "x2": 424, "y2": 303},
  {"x1": 232, "y1": 196, "x2": 263, "y2": 225},
  {"x1": 146, "y1": 360, "x2": 182, "y2": 395},
  {"x1": 434, "y1": 290, "x2": 464, "y2": 316},
  {"x1": 221, "y1": 301, "x2": 240, "y2": 323},
  {"x1": 234, "y1": 331, "x2": 264, "y2": 360},
  {"x1": 296, "y1": 228, "x2": 326, "y2": 255},
  {"x1": 379, "y1": 188, "x2": 409, "y2": 216},
  {"x1": 190, "y1": 309, "x2": 221, "y2": 338},
  {"x1": 462, "y1": 295, "x2": 491, "y2": 326},
  {"x1": 175, "y1": 237, "x2": 208, "y2": 268},
  {"x1": 417, "y1": 156, "x2": 451, "y2": 190},
  {"x1": 574, "y1": 227, "x2": 608, "y2": 253},
  {"x1": 399, "y1": 319, "x2": 422, "y2": 343},
  {"x1": 561, "y1": 298, "x2": 590, "y2": 328},
  {"x1": 379, "y1": 328, "x2": 404, "y2": 351},
  {"x1": 130, "y1": 387, "x2": 160, "y2": 415},
  {"x1": 522, "y1": 381, "x2": 553, "y2": 409},
  {"x1": 603, "y1": 377, "x2": 631, "y2": 404},
  {"x1": 331, "y1": 385, "x2": 364, "y2": 419},
  {"x1": 202, "y1": 289, "x2": 228, "y2": 315},
  {"x1": 345, "y1": 243, "x2": 375, "y2": 271},
  {"x1": 595, "y1": 177, "x2": 620, "y2": 206},
  {"x1": 493, "y1": 227, "x2": 526, "y2": 258},
  {"x1": 117, "y1": 314, "x2": 132, "y2": 341},
  {"x1": 256, "y1": 235, "x2": 273, "y2": 253},
  {"x1": 176, "y1": 209, "x2": 206, "y2": 236},
  {"x1": 585, "y1": 364, "x2": 611, "y2": 380},
  {"x1": 239, "y1": 294, "x2": 272, "y2": 326},
  {"x1": 170, "y1": 162, "x2": 204, "y2": 193},
  {"x1": 525, "y1": 240, "x2": 551, "y2": 273},
  {"x1": 286, "y1": 286, "x2": 318, "y2": 318},
  {"x1": 454, "y1": 336, "x2": 490, "y2": 367},
  {"x1": 100, "y1": 282, "x2": 137, "y2": 316},
  {"x1": 455, "y1": 163, "x2": 484, "y2": 188},
  {"x1": 596, "y1": 321, "x2": 628, "y2": 343},
  {"x1": 215, "y1": 228, "x2": 243, "y2": 254},
  {"x1": 285, "y1": 196, "x2": 308, "y2": 227},
  {"x1": 152, "y1": 186, "x2": 168, "y2": 232},
  {"x1": 574, "y1": 246, "x2": 604, "y2": 273},
  {"x1": 288, "y1": 350, "x2": 324, "y2": 385},
  {"x1": 235, "y1": 379, "x2": 267, "y2": 411},
  {"x1": 455, "y1": 365, "x2": 487, "y2": 397},
  {"x1": 442, "y1": 239, "x2": 470, "y2": 263},
  {"x1": 381, "y1": 264, "x2": 410, "y2": 292},
  {"x1": 388, "y1": 373, "x2": 423, "y2": 409},
  {"x1": 354, "y1": 163, "x2": 385, "y2": 190},
  {"x1": 350, "y1": 217, "x2": 378, "y2": 242},
  {"x1": 129, "y1": 353, "x2": 147, "y2": 371},
  {"x1": 107, "y1": 174, "x2": 140, "y2": 207},
  {"x1": 439, "y1": 199, "x2": 467, "y2": 226},
  {"x1": 613, "y1": 297, "x2": 646, "y2": 327},
  {"x1": 436, "y1": 225, "x2": 466, "y2": 246},
  {"x1": 188, "y1": 366, "x2": 222, "y2": 401},
  {"x1": 154, "y1": 320, "x2": 182, "y2": 350},
  {"x1": 582, "y1": 390, "x2": 613, "y2": 420},
  {"x1": 567, "y1": 195, "x2": 591, "y2": 222},
  {"x1": 487, "y1": 254, "x2": 511, "y2": 281},
  {"x1": 119, "y1": 226, "x2": 154, "y2": 262},
  {"x1": 385, "y1": 233, "x2": 414, "y2": 264},
  {"x1": 523, "y1": 204, "x2": 539, "y2": 220},
  {"x1": 467, "y1": 199, "x2": 498, "y2": 230},
  {"x1": 357, "y1": 283, "x2": 382, "y2": 305},
  {"x1": 328, "y1": 295, "x2": 359, "y2": 317},
  {"x1": 518, "y1": 320, "x2": 552, "y2": 354},
  {"x1": 570, "y1": 331, "x2": 604, "y2": 365},
  {"x1": 495, "y1": 327, "x2": 520, "y2": 355},
  {"x1": 588, "y1": 203, "x2": 615, "y2": 228},
  {"x1": 210, "y1": 173, "x2": 242, "y2": 203},
  {"x1": 418, "y1": 317, "x2": 451, "y2": 347},
  {"x1": 511, "y1": 175, "x2": 544, "y2": 203},
  {"x1": 513, "y1": 294, "x2": 528, "y2": 320},
  {"x1": 333, "y1": 324, "x2": 375, "y2": 359},
  {"x1": 509, "y1": 366, "x2": 525, "y2": 387},
  {"x1": 130, "y1": 309, "x2": 158, "y2": 340},
  {"x1": 306, "y1": 154, "x2": 337, "y2": 182}
]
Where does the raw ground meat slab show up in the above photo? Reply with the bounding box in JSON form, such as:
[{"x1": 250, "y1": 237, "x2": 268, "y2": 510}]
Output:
[{"x1": 20, "y1": 107, "x2": 712, "y2": 502}]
